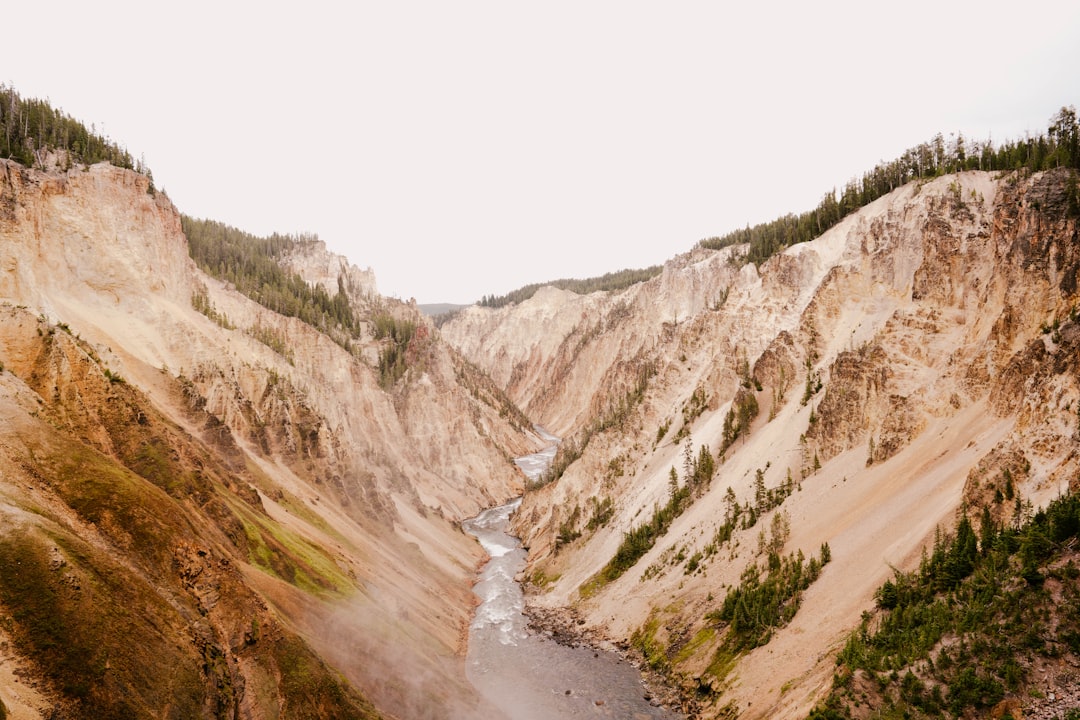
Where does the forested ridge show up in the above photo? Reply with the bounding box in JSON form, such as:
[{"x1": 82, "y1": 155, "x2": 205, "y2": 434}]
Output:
[
  {"x1": 0, "y1": 86, "x2": 438, "y2": 389},
  {"x1": 183, "y1": 216, "x2": 425, "y2": 387},
  {"x1": 701, "y1": 106, "x2": 1080, "y2": 265},
  {"x1": 477, "y1": 265, "x2": 664, "y2": 308},
  {"x1": 182, "y1": 216, "x2": 360, "y2": 340},
  {"x1": 0, "y1": 84, "x2": 148, "y2": 179},
  {"x1": 0, "y1": 86, "x2": 364, "y2": 348},
  {"x1": 477, "y1": 107, "x2": 1078, "y2": 308}
]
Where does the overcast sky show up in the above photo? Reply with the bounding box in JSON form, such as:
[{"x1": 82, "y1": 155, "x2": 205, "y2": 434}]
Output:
[{"x1": 3, "y1": 2, "x2": 1079, "y2": 304}]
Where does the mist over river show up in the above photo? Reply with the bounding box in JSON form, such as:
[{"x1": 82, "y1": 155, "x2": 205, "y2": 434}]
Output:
[{"x1": 463, "y1": 432, "x2": 682, "y2": 720}]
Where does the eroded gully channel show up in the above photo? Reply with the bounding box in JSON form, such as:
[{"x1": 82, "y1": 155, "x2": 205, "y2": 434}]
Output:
[{"x1": 463, "y1": 432, "x2": 683, "y2": 720}]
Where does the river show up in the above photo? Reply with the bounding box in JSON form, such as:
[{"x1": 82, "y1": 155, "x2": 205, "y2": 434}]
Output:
[{"x1": 463, "y1": 432, "x2": 683, "y2": 720}]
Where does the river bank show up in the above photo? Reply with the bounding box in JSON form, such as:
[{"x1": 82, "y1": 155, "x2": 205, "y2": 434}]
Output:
[
  {"x1": 464, "y1": 430, "x2": 685, "y2": 719},
  {"x1": 523, "y1": 601, "x2": 698, "y2": 717}
]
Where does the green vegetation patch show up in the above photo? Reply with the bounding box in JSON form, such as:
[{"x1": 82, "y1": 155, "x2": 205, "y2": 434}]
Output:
[
  {"x1": 0, "y1": 527, "x2": 207, "y2": 719},
  {"x1": 536, "y1": 361, "x2": 655, "y2": 487},
  {"x1": 248, "y1": 322, "x2": 294, "y2": 363},
  {"x1": 0, "y1": 84, "x2": 143, "y2": 175},
  {"x1": 703, "y1": 645, "x2": 741, "y2": 690},
  {"x1": 228, "y1": 496, "x2": 353, "y2": 597},
  {"x1": 182, "y1": 215, "x2": 360, "y2": 347},
  {"x1": 372, "y1": 313, "x2": 417, "y2": 387},
  {"x1": 719, "y1": 388, "x2": 758, "y2": 457},
  {"x1": 583, "y1": 441, "x2": 716, "y2": 593},
  {"x1": 674, "y1": 385, "x2": 709, "y2": 442},
  {"x1": 810, "y1": 493, "x2": 1080, "y2": 719},
  {"x1": 586, "y1": 496, "x2": 614, "y2": 531},
  {"x1": 529, "y1": 568, "x2": 561, "y2": 589},
  {"x1": 631, "y1": 614, "x2": 670, "y2": 673},
  {"x1": 452, "y1": 354, "x2": 532, "y2": 431},
  {"x1": 35, "y1": 440, "x2": 188, "y2": 573},
  {"x1": 271, "y1": 635, "x2": 381, "y2": 720},
  {"x1": 183, "y1": 214, "x2": 436, "y2": 389},
  {"x1": 242, "y1": 460, "x2": 349, "y2": 547},
  {"x1": 707, "y1": 544, "x2": 830, "y2": 654},
  {"x1": 128, "y1": 435, "x2": 192, "y2": 497},
  {"x1": 673, "y1": 626, "x2": 717, "y2": 666},
  {"x1": 191, "y1": 287, "x2": 235, "y2": 329}
]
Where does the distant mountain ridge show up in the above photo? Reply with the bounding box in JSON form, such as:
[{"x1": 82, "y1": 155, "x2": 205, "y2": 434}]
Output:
[{"x1": 419, "y1": 302, "x2": 469, "y2": 317}]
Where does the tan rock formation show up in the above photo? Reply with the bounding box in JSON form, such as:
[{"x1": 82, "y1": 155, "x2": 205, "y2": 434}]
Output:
[
  {"x1": 0, "y1": 159, "x2": 537, "y2": 719},
  {"x1": 443, "y1": 169, "x2": 1080, "y2": 718}
]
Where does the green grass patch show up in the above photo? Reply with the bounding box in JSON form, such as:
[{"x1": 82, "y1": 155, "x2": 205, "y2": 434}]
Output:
[
  {"x1": 529, "y1": 568, "x2": 561, "y2": 589},
  {"x1": 674, "y1": 626, "x2": 716, "y2": 665},
  {"x1": 704, "y1": 645, "x2": 740, "y2": 684},
  {"x1": 578, "y1": 572, "x2": 606, "y2": 600},
  {"x1": 35, "y1": 440, "x2": 189, "y2": 573},
  {"x1": 630, "y1": 615, "x2": 670, "y2": 673},
  {"x1": 243, "y1": 460, "x2": 349, "y2": 547},
  {"x1": 0, "y1": 527, "x2": 208, "y2": 719},
  {"x1": 127, "y1": 436, "x2": 199, "y2": 498},
  {"x1": 227, "y1": 496, "x2": 353, "y2": 597}
]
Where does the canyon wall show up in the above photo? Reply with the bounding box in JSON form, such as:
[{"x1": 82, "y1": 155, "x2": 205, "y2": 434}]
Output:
[
  {"x1": 442, "y1": 169, "x2": 1080, "y2": 718},
  {"x1": 0, "y1": 159, "x2": 537, "y2": 719}
]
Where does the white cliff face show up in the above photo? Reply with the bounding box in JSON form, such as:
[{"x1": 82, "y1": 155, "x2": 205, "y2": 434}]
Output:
[
  {"x1": 277, "y1": 238, "x2": 379, "y2": 302},
  {"x1": 0, "y1": 162, "x2": 191, "y2": 317},
  {"x1": 0, "y1": 158, "x2": 537, "y2": 718},
  {"x1": 442, "y1": 170, "x2": 1080, "y2": 718}
]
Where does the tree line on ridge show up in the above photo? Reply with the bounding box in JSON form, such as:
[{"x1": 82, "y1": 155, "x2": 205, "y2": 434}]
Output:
[{"x1": 701, "y1": 106, "x2": 1080, "y2": 266}]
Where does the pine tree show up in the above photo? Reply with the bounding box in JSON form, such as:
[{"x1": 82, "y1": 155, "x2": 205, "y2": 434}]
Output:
[
  {"x1": 724, "y1": 486, "x2": 737, "y2": 526},
  {"x1": 754, "y1": 469, "x2": 767, "y2": 514}
]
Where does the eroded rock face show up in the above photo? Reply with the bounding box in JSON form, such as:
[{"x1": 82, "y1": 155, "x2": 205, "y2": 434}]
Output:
[
  {"x1": 0, "y1": 159, "x2": 535, "y2": 719},
  {"x1": 278, "y1": 236, "x2": 380, "y2": 308},
  {"x1": 442, "y1": 169, "x2": 1080, "y2": 719}
]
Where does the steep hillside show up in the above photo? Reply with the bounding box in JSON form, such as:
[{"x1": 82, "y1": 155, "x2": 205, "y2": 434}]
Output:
[
  {"x1": 441, "y1": 168, "x2": 1080, "y2": 718},
  {"x1": 0, "y1": 158, "x2": 538, "y2": 719},
  {"x1": 0, "y1": 310, "x2": 381, "y2": 720}
]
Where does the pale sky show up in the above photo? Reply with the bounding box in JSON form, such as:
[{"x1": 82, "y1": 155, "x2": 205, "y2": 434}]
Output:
[{"x1": 3, "y1": 2, "x2": 1079, "y2": 304}]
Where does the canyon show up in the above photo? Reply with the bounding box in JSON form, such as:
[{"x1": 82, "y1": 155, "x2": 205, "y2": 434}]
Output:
[
  {"x1": 0, "y1": 152, "x2": 1078, "y2": 720},
  {"x1": 442, "y1": 168, "x2": 1080, "y2": 717},
  {"x1": 0, "y1": 159, "x2": 537, "y2": 719}
]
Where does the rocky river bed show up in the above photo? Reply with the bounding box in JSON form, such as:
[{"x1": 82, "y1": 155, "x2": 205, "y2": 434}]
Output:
[{"x1": 463, "y1": 434, "x2": 685, "y2": 720}]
